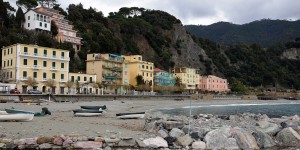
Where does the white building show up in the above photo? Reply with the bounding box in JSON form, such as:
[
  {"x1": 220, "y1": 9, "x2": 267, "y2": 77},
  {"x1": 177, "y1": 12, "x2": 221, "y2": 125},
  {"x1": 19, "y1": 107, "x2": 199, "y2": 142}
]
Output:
[{"x1": 23, "y1": 10, "x2": 51, "y2": 32}]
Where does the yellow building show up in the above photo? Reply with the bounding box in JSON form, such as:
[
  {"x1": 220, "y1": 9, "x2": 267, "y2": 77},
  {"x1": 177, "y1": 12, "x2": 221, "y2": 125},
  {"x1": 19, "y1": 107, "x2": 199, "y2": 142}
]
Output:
[
  {"x1": 123, "y1": 55, "x2": 154, "y2": 89},
  {"x1": 68, "y1": 72, "x2": 97, "y2": 94},
  {"x1": 1, "y1": 43, "x2": 69, "y2": 94},
  {"x1": 86, "y1": 53, "x2": 124, "y2": 94},
  {"x1": 171, "y1": 67, "x2": 200, "y2": 90}
]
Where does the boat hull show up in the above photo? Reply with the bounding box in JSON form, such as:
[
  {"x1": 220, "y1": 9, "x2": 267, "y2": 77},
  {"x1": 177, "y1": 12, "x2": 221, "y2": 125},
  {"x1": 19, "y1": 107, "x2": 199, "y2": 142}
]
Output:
[
  {"x1": 81, "y1": 105, "x2": 107, "y2": 110},
  {"x1": 0, "y1": 114, "x2": 34, "y2": 121},
  {"x1": 116, "y1": 112, "x2": 145, "y2": 119},
  {"x1": 73, "y1": 109, "x2": 103, "y2": 114},
  {"x1": 5, "y1": 109, "x2": 35, "y2": 114},
  {"x1": 74, "y1": 112, "x2": 103, "y2": 117}
]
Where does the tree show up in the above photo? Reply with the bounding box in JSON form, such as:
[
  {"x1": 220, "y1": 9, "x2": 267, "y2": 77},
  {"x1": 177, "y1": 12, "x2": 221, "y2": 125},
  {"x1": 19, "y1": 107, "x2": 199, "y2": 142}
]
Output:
[
  {"x1": 175, "y1": 76, "x2": 181, "y2": 86},
  {"x1": 50, "y1": 20, "x2": 58, "y2": 37},
  {"x1": 15, "y1": 7, "x2": 25, "y2": 29},
  {"x1": 0, "y1": 0, "x2": 15, "y2": 27},
  {"x1": 135, "y1": 75, "x2": 144, "y2": 86},
  {"x1": 16, "y1": 0, "x2": 38, "y2": 12},
  {"x1": 23, "y1": 77, "x2": 38, "y2": 89},
  {"x1": 64, "y1": 80, "x2": 74, "y2": 94},
  {"x1": 43, "y1": 79, "x2": 56, "y2": 93}
]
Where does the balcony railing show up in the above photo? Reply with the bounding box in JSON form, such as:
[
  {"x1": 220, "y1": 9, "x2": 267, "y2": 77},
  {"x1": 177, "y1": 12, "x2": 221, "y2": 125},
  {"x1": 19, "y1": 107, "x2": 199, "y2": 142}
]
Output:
[
  {"x1": 32, "y1": 65, "x2": 41, "y2": 70},
  {"x1": 41, "y1": 78, "x2": 47, "y2": 81},
  {"x1": 59, "y1": 79, "x2": 67, "y2": 82},
  {"x1": 19, "y1": 52, "x2": 70, "y2": 61},
  {"x1": 20, "y1": 77, "x2": 27, "y2": 80},
  {"x1": 50, "y1": 67, "x2": 59, "y2": 71}
]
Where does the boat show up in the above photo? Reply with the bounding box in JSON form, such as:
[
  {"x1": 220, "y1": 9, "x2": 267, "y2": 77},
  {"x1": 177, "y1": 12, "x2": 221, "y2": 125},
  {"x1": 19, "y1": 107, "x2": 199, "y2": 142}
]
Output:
[
  {"x1": 80, "y1": 105, "x2": 107, "y2": 110},
  {"x1": 0, "y1": 114, "x2": 34, "y2": 121},
  {"x1": 116, "y1": 112, "x2": 145, "y2": 119},
  {"x1": 5, "y1": 107, "x2": 51, "y2": 116},
  {"x1": 73, "y1": 109, "x2": 103, "y2": 117}
]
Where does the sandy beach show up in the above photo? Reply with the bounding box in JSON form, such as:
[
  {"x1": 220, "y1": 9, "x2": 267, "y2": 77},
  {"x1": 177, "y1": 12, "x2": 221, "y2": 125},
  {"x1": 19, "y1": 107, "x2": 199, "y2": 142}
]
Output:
[{"x1": 0, "y1": 98, "x2": 299, "y2": 139}]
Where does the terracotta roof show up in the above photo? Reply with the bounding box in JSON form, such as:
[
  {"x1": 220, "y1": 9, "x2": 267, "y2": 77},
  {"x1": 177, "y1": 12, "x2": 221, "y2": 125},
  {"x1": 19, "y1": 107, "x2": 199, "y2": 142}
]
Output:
[{"x1": 154, "y1": 68, "x2": 166, "y2": 73}]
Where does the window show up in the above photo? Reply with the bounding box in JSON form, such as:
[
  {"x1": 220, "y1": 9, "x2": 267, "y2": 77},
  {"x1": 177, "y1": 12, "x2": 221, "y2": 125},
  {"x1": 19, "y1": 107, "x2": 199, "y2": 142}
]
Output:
[
  {"x1": 4, "y1": 50, "x2": 6, "y2": 55},
  {"x1": 23, "y1": 71, "x2": 27, "y2": 78},
  {"x1": 84, "y1": 76, "x2": 87, "y2": 81},
  {"x1": 52, "y1": 51, "x2": 56, "y2": 57},
  {"x1": 77, "y1": 76, "x2": 80, "y2": 81},
  {"x1": 61, "y1": 74, "x2": 64, "y2": 80},
  {"x1": 34, "y1": 60, "x2": 37, "y2": 66},
  {"x1": 3, "y1": 61, "x2": 5, "y2": 67},
  {"x1": 28, "y1": 16, "x2": 30, "y2": 20},
  {"x1": 146, "y1": 66, "x2": 148, "y2": 69},
  {"x1": 28, "y1": 23, "x2": 30, "y2": 27},
  {"x1": 43, "y1": 72, "x2": 46, "y2": 79},
  {"x1": 71, "y1": 76, "x2": 74, "y2": 82},
  {"x1": 147, "y1": 73, "x2": 148, "y2": 77},
  {"x1": 142, "y1": 65, "x2": 144, "y2": 69},
  {"x1": 7, "y1": 48, "x2": 9, "y2": 54},
  {"x1": 43, "y1": 61, "x2": 47, "y2": 67},
  {"x1": 7, "y1": 60, "x2": 9, "y2": 66},
  {"x1": 44, "y1": 49, "x2": 47, "y2": 56},
  {"x1": 34, "y1": 48, "x2": 38, "y2": 55},
  {"x1": 125, "y1": 63, "x2": 128, "y2": 68},
  {"x1": 11, "y1": 48, "x2": 13, "y2": 54},
  {"x1": 10, "y1": 60, "x2": 12, "y2": 66},
  {"x1": 10, "y1": 72, "x2": 12, "y2": 78},
  {"x1": 150, "y1": 73, "x2": 152, "y2": 77},
  {"x1": 61, "y1": 52, "x2": 65, "y2": 58},
  {"x1": 40, "y1": 22, "x2": 42, "y2": 27},
  {"x1": 138, "y1": 57, "x2": 141, "y2": 60},
  {"x1": 52, "y1": 73, "x2": 56, "y2": 79},
  {"x1": 52, "y1": 62, "x2": 56, "y2": 67},
  {"x1": 24, "y1": 47, "x2": 28, "y2": 53},
  {"x1": 33, "y1": 72, "x2": 37, "y2": 78},
  {"x1": 61, "y1": 63, "x2": 64, "y2": 68},
  {"x1": 44, "y1": 23, "x2": 47, "y2": 28},
  {"x1": 23, "y1": 59, "x2": 27, "y2": 65},
  {"x1": 124, "y1": 71, "x2": 127, "y2": 75},
  {"x1": 89, "y1": 77, "x2": 93, "y2": 83},
  {"x1": 150, "y1": 66, "x2": 152, "y2": 70}
]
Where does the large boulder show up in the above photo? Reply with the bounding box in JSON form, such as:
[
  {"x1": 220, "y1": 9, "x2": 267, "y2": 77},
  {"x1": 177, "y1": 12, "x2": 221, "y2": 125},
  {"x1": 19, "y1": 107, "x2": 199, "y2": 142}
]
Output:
[
  {"x1": 252, "y1": 130, "x2": 275, "y2": 148},
  {"x1": 281, "y1": 120, "x2": 300, "y2": 132},
  {"x1": 143, "y1": 136, "x2": 168, "y2": 148},
  {"x1": 230, "y1": 127, "x2": 259, "y2": 149},
  {"x1": 37, "y1": 136, "x2": 54, "y2": 144},
  {"x1": 204, "y1": 127, "x2": 239, "y2": 150},
  {"x1": 158, "y1": 129, "x2": 169, "y2": 138},
  {"x1": 177, "y1": 135, "x2": 193, "y2": 146},
  {"x1": 144, "y1": 119, "x2": 161, "y2": 133},
  {"x1": 169, "y1": 128, "x2": 185, "y2": 138},
  {"x1": 255, "y1": 121, "x2": 281, "y2": 136},
  {"x1": 191, "y1": 141, "x2": 206, "y2": 149},
  {"x1": 276, "y1": 127, "x2": 300, "y2": 147},
  {"x1": 163, "y1": 121, "x2": 184, "y2": 130}
]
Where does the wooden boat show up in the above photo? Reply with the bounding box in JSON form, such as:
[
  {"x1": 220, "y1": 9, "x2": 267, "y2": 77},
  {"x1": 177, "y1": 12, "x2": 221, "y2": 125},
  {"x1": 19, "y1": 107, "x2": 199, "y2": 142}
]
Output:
[
  {"x1": 116, "y1": 112, "x2": 145, "y2": 119},
  {"x1": 73, "y1": 109, "x2": 103, "y2": 117},
  {"x1": 5, "y1": 107, "x2": 51, "y2": 116},
  {"x1": 80, "y1": 105, "x2": 107, "y2": 110},
  {"x1": 0, "y1": 114, "x2": 34, "y2": 121}
]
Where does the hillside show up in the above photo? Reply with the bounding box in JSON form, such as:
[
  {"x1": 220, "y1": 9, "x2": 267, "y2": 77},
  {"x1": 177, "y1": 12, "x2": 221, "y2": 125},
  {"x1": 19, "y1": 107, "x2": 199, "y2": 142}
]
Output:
[{"x1": 185, "y1": 19, "x2": 300, "y2": 47}]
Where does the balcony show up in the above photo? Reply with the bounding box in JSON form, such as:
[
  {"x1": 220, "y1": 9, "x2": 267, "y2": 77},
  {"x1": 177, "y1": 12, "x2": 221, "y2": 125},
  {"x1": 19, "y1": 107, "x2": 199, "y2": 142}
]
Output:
[
  {"x1": 19, "y1": 52, "x2": 70, "y2": 61},
  {"x1": 32, "y1": 65, "x2": 41, "y2": 70},
  {"x1": 111, "y1": 67, "x2": 122, "y2": 72},
  {"x1": 59, "y1": 79, "x2": 67, "y2": 82},
  {"x1": 50, "y1": 67, "x2": 59, "y2": 71},
  {"x1": 20, "y1": 77, "x2": 28, "y2": 81},
  {"x1": 41, "y1": 78, "x2": 47, "y2": 81}
]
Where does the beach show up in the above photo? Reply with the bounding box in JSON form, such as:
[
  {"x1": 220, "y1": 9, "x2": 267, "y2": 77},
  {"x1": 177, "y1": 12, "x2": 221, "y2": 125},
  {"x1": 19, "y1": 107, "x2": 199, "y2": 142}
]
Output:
[{"x1": 0, "y1": 98, "x2": 299, "y2": 139}]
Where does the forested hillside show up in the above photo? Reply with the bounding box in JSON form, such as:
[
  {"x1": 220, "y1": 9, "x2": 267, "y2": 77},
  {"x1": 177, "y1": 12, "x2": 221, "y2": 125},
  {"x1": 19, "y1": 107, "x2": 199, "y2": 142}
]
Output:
[{"x1": 185, "y1": 19, "x2": 300, "y2": 47}]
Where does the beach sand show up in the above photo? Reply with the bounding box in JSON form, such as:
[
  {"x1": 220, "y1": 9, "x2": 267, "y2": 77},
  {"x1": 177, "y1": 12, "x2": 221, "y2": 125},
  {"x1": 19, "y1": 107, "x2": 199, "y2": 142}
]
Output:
[{"x1": 0, "y1": 98, "x2": 298, "y2": 139}]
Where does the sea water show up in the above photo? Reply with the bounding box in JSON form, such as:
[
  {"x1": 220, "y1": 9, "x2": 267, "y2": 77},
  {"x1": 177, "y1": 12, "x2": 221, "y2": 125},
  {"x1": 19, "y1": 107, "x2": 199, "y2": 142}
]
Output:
[{"x1": 156, "y1": 102, "x2": 300, "y2": 117}]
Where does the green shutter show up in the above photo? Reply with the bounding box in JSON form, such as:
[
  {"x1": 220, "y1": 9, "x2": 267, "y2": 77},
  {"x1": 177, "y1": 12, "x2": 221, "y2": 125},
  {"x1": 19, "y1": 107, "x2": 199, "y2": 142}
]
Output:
[
  {"x1": 43, "y1": 72, "x2": 46, "y2": 78},
  {"x1": 52, "y1": 73, "x2": 56, "y2": 79}
]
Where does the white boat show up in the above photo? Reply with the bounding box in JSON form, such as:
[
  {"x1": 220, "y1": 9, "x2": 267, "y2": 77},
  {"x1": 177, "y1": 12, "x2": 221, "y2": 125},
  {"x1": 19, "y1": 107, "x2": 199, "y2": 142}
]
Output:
[
  {"x1": 0, "y1": 113, "x2": 34, "y2": 121},
  {"x1": 116, "y1": 112, "x2": 145, "y2": 119},
  {"x1": 74, "y1": 112, "x2": 103, "y2": 117},
  {"x1": 0, "y1": 111, "x2": 8, "y2": 115}
]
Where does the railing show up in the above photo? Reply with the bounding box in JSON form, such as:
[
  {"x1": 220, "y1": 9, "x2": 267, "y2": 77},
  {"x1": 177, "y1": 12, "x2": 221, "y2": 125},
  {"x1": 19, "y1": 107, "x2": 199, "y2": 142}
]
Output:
[
  {"x1": 59, "y1": 79, "x2": 67, "y2": 82},
  {"x1": 50, "y1": 67, "x2": 59, "y2": 71},
  {"x1": 41, "y1": 78, "x2": 47, "y2": 81},
  {"x1": 32, "y1": 65, "x2": 41, "y2": 70},
  {"x1": 19, "y1": 52, "x2": 70, "y2": 61},
  {"x1": 20, "y1": 77, "x2": 27, "y2": 80}
]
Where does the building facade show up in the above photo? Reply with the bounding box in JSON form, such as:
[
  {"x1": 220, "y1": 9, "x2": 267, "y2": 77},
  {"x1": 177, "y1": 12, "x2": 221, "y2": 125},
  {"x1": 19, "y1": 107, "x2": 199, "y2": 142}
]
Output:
[
  {"x1": 23, "y1": 10, "x2": 51, "y2": 32},
  {"x1": 123, "y1": 55, "x2": 154, "y2": 89},
  {"x1": 34, "y1": 7, "x2": 82, "y2": 51},
  {"x1": 1, "y1": 43, "x2": 70, "y2": 94},
  {"x1": 199, "y1": 75, "x2": 229, "y2": 92},
  {"x1": 170, "y1": 67, "x2": 200, "y2": 90},
  {"x1": 153, "y1": 68, "x2": 175, "y2": 86},
  {"x1": 68, "y1": 72, "x2": 97, "y2": 94}
]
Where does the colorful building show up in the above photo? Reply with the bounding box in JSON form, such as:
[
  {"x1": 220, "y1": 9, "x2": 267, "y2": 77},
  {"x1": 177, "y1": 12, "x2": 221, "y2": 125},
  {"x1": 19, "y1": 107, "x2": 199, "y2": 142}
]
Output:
[
  {"x1": 123, "y1": 55, "x2": 154, "y2": 89},
  {"x1": 68, "y1": 72, "x2": 97, "y2": 94},
  {"x1": 199, "y1": 75, "x2": 229, "y2": 92},
  {"x1": 86, "y1": 53, "x2": 124, "y2": 94},
  {"x1": 170, "y1": 67, "x2": 200, "y2": 90},
  {"x1": 1, "y1": 43, "x2": 70, "y2": 94},
  {"x1": 23, "y1": 9, "x2": 51, "y2": 32},
  {"x1": 153, "y1": 68, "x2": 175, "y2": 86},
  {"x1": 34, "y1": 7, "x2": 82, "y2": 51}
]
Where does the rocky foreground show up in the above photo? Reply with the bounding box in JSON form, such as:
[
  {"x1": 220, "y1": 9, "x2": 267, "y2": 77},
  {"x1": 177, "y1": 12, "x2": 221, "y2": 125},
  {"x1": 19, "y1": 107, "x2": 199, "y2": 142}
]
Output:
[{"x1": 0, "y1": 112, "x2": 300, "y2": 149}]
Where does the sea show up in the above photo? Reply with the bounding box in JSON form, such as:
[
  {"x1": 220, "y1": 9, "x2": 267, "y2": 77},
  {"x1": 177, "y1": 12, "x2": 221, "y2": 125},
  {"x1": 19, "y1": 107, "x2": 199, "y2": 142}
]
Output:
[{"x1": 155, "y1": 102, "x2": 300, "y2": 118}]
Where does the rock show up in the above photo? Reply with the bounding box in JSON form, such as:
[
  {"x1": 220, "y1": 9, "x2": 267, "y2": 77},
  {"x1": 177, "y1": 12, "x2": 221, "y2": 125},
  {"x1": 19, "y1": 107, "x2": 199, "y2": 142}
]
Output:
[
  {"x1": 218, "y1": 115, "x2": 229, "y2": 120},
  {"x1": 193, "y1": 128, "x2": 210, "y2": 140},
  {"x1": 25, "y1": 138, "x2": 37, "y2": 145},
  {"x1": 177, "y1": 135, "x2": 193, "y2": 146},
  {"x1": 158, "y1": 129, "x2": 169, "y2": 138},
  {"x1": 76, "y1": 136, "x2": 88, "y2": 141},
  {"x1": 164, "y1": 136, "x2": 176, "y2": 146},
  {"x1": 276, "y1": 127, "x2": 300, "y2": 147},
  {"x1": 74, "y1": 141, "x2": 102, "y2": 149},
  {"x1": 5, "y1": 143, "x2": 17, "y2": 149},
  {"x1": 18, "y1": 144, "x2": 26, "y2": 149},
  {"x1": 62, "y1": 138, "x2": 73, "y2": 146},
  {"x1": 94, "y1": 137, "x2": 105, "y2": 142},
  {"x1": 204, "y1": 127, "x2": 239, "y2": 150},
  {"x1": 291, "y1": 115, "x2": 300, "y2": 121},
  {"x1": 25, "y1": 144, "x2": 39, "y2": 149},
  {"x1": 281, "y1": 120, "x2": 300, "y2": 131},
  {"x1": 143, "y1": 136, "x2": 168, "y2": 148},
  {"x1": 169, "y1": 128, "x2": 185, "y2": 138},
  {"x1": 37, "y1": 136, "x2": 54, "y2": 144},
  {"x1": 190, "y1": 132, "x2": 200, "y2": 140},
  {"x1": 120, "y1": 137, "x2": 132, "y2": 140},
  {"x1": 163, "y1": 121, "x2": 184, "y2": 130},
  {"x1": 229, "y1": 115, "x2": 240, "y2": 121},
  {"x1": 136, "y1": 139, "x2": 147, "y2": 148},
  {"x1": 118, "y1": 139, "x2": 136, "y2": 147},
  {"x1": 0, "y1": 138, "x2": 12, "y2": 143},
  {"x1": 191, "y1": 141, "x2": 206, "y2": 149},
  {"x1": 0, "y1": 143, "x2": 5, "y2": 148},
  {"x1": 39, "y1": 143, "x2": 52, "y2": 149},
  {"x1": 230, "y1": 127, "x2": 259, "y2": 149},
  {"x1": 104, "y1": 138, "x2": 120, "y2": 147},
  {"x1": 252, "y1": 130, "x2": 275, "y2": 148},
  {"x1": 103, "y1": 146, "x2": 112, "y2": 150},
  {"x1": 14, "y1": 139, "x2": 25, "y2": 145},
  {"x1": 109, "y1": 135, "x2": 116, "y2": 139},
  {"x1": 53, "y1": 136, "x2": 63, "y2": 146},
  {"x1": 256, "y1": 121, "x2": 281, "y2": 136},
  {"x1": 144, "y1": 119, "x2": 161, "y2": 132}
]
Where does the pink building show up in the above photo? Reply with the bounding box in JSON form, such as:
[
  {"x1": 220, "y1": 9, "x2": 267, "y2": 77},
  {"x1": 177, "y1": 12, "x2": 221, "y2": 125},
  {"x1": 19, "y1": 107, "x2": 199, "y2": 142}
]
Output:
[
  {"x1": 35, "y1": 7, "x2": 82, "y2": 51},
  {"x1": 199, "y1": 75, "x2": 229, "y2": 92}
]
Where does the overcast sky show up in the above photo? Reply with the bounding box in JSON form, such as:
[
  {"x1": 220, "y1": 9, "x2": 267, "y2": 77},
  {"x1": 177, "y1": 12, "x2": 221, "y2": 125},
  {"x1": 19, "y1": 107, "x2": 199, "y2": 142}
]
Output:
[{"x1": 6, "y1": 0, "x2": 300, "y2": 25}]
